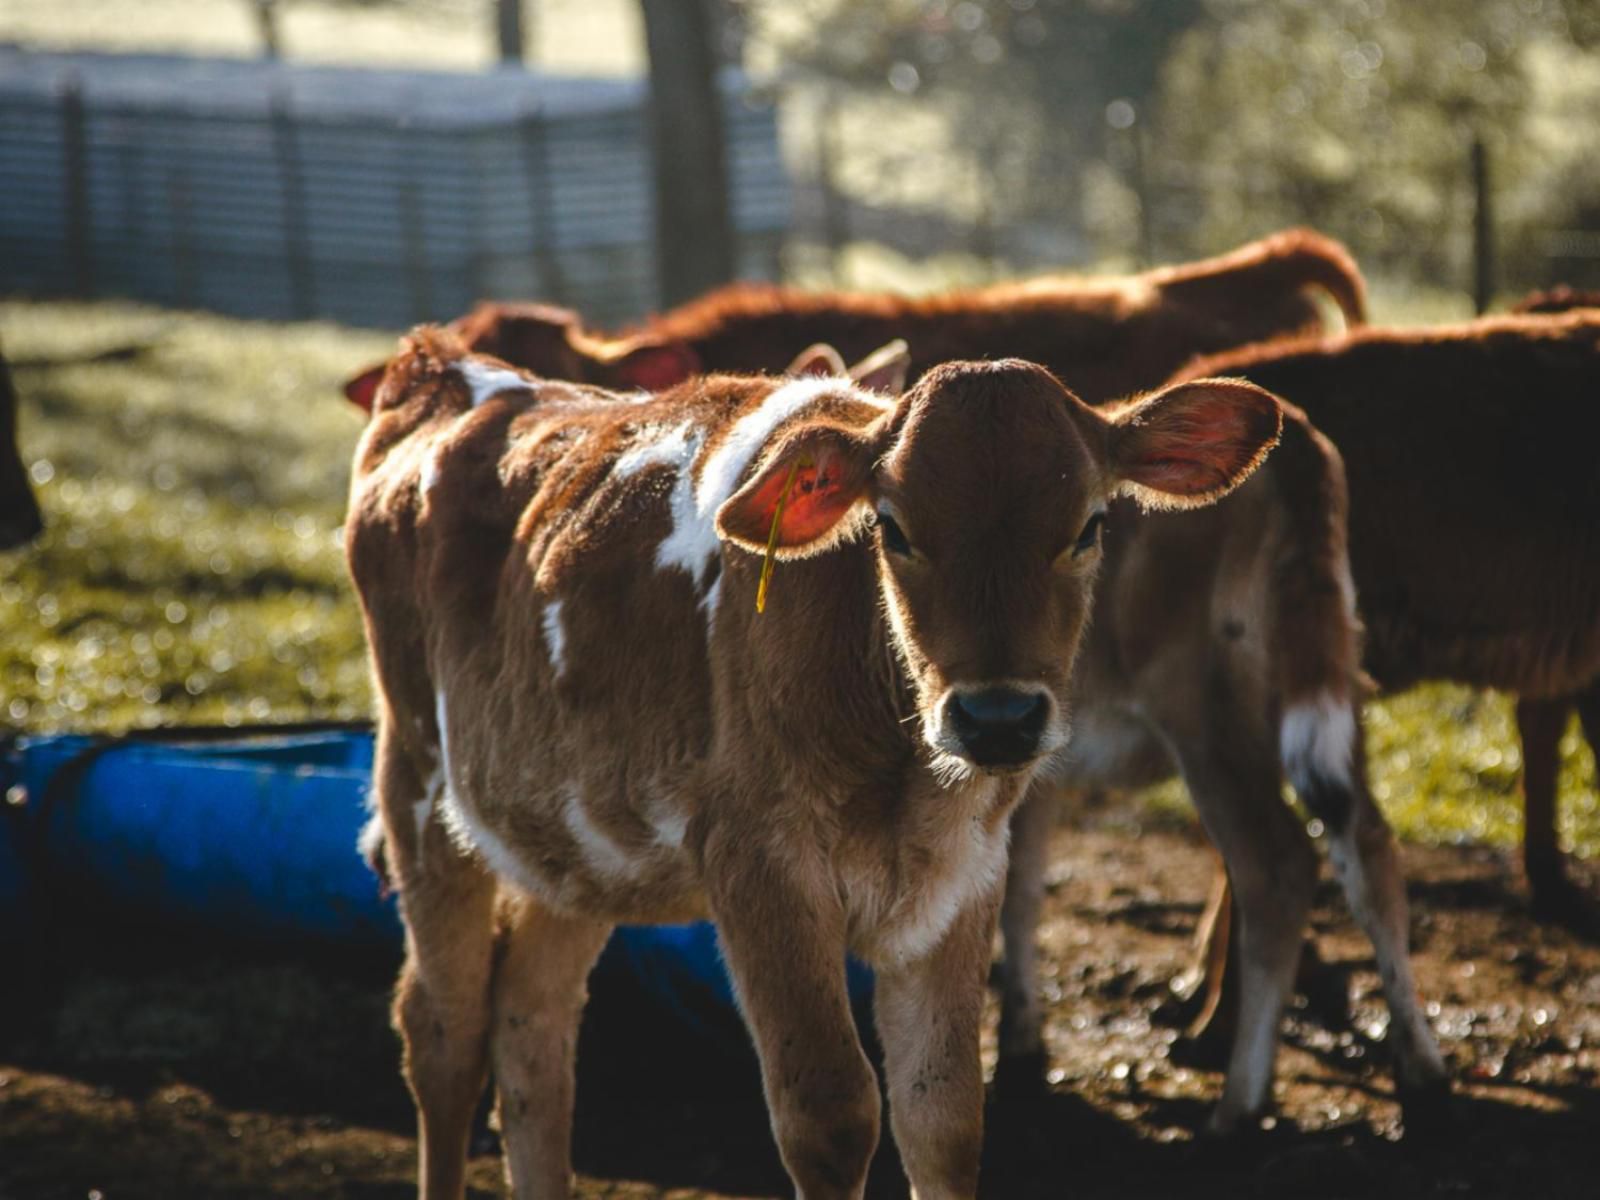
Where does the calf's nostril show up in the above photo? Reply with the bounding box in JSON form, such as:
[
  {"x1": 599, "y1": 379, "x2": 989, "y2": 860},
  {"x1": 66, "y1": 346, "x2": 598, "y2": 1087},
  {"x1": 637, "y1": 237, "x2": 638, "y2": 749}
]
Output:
[{"x1": 951, "y1": 688, "x2": 1047, "y2": 730}]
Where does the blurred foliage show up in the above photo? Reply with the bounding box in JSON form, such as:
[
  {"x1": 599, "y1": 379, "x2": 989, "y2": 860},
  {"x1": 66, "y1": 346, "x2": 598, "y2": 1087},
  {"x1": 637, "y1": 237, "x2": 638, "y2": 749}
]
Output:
[
  {"x1": 1151, "y1": 0, "x2": 1600, "y2": 286},
  {"x1": 3, "y1": 298, "x2": 1595, "y2": 860},
  {"x1": 744, "y1": 0, "x2": 1600, "y2": 288}
]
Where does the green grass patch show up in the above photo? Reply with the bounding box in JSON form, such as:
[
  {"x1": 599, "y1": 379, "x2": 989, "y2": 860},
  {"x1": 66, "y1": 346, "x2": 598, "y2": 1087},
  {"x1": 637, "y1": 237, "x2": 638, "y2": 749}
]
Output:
[{"x1": 2, "y1": 299, "x2": 387, "y2": 730}]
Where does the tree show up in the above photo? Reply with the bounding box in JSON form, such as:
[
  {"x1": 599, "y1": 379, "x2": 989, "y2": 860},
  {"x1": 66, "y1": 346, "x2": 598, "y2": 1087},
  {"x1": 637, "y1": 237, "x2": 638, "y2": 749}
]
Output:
[{"x1": 641, "y1": 0, "x2": 738, "y2": 305}]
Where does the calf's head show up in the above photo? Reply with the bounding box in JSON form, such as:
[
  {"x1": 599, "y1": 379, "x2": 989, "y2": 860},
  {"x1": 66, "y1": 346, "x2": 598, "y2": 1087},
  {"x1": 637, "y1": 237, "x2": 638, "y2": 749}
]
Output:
[
  {"x1": 716, "y1": 360, "x2": 1282, "y2": 777},
  {"x1": 343, "y1": 303, "x2": 699, "y2": 412}
]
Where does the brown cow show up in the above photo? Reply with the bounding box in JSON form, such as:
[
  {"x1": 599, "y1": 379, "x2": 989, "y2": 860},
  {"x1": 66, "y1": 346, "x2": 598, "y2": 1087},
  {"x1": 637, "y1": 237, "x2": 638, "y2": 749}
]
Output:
[
  {"x1": 0, "y1": 348, "x2": 45, "y2": 551},
  {"x1": 1163, "y1": 310, "x2": 1600, "y2": 1048},
  {"x1": 345, "y1": 328, "x2": 1282, "y2": 1196},
  {"x1": 342, "y1": 227, "x2": 1366, "y2": 411}
]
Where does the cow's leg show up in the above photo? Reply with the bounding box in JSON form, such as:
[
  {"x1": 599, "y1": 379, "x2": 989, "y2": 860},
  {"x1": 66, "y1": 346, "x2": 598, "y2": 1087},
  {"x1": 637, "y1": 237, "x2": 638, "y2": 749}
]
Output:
[
  {"x1": 378, "y1": 720, "x2": 498, "y2": 1200},
  {"x1": 995, "y1": 783, "x2": 1059, "y2": 1085},
  {"x1": 1290, "y1": 699, "x2": 1449, "y2": 1115},
  {"x1": 708, "y1": 846, "x2": 879, "y2": 1200},
  {"x1": 1519, "y1": 696, "x2": 1570, "y2": 920},
  {"x1": 1523, "y1": 688, "x2": 1600, "y2": 935},
  {"x1": 1180, "y1": 866, "x2": 1349, "y2": 1055},
  {"x1": 1177, "y1": 857, "x2": 1235, "y2": 1049},
  {"x1": 1169, "y1": 736, "x2": 1316, "y2": 1134},
  {"x1": 875, "y1": 893, "x2": 1000, "y2": 1200},
  {"x1": 489, "y1": 892, "x2": 612, "y2": 1199}
]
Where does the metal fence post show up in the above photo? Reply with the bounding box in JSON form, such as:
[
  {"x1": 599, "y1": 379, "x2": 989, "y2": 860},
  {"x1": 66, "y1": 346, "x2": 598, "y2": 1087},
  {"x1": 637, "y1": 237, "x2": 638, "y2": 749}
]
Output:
[
  {"x1": 814, "y1": 89, "x2": 847, "y2": 286},
  {"x1": 59, "y1": 74, "x2": 94, "y2": 297},
  {"x1": 398, "y1": 179, "x2": 434, "y2": 324},
  {"x1": 519, "y1": 107, "x2": 566, "y2": 302},
  {"x1": 1472, "y1": 135, "x2": 1495, "y2": 314}
]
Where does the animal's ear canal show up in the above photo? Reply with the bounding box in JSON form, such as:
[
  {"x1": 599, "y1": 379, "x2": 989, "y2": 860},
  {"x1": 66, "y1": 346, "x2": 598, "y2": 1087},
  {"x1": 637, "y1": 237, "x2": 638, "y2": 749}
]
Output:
[
  {"x1": 715, "y1": 428, "x2": 876, "y2": 558},
  {"x1": 1108, "y1": 377, "x2": 1285, "y2": 509}
]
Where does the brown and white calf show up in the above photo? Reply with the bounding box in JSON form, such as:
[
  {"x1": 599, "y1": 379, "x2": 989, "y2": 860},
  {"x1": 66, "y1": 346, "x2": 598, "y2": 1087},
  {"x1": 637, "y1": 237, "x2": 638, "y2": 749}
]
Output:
[
  {"x1": 345, "y1": 328, "x2": 1281, "y2": 1196},
  {"x1": 342, "y1": 227, "x2": 1366, "y2": 412},
  {"x1": 0, "y1": 348, "x2": 45, "y2": 551},
  {"x1": 1168, "y1": 309, "x2": 1600, "y2": 1043},
  {"x1": 991, "y1": 395, "x2": 1451, "y2": 1131}
]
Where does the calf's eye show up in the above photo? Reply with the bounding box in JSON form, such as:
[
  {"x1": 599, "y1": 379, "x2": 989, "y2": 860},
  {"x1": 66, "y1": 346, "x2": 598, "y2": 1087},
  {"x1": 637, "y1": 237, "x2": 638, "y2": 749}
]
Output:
[
  {"x1": 875, "y1": 509, "x2": 913, "y2": 557},
  {"x1": 1072, "y1": 510, "x2": 1107, "y2": 557}
]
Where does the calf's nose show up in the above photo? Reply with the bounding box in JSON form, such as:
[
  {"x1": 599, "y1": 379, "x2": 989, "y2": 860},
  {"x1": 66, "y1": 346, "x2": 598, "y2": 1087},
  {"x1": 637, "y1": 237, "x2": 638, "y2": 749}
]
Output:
[{"x1": 946, "y1": 687, "x2": 1050, "y2": 767}]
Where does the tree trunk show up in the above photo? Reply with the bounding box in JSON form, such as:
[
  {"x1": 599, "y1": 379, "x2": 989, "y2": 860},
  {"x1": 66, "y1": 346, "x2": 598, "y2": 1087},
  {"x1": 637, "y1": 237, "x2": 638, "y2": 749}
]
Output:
[
  {"x1": 639, "y1": 0, "x2": 737, "y2": 307},
  {"x1": 496, "y1": 0, "x2": 524, "y2": 65}
]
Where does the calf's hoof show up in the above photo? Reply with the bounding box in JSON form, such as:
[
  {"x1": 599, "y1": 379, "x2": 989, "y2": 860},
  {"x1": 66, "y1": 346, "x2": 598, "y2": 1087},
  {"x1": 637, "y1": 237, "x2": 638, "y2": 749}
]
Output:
[
  {"x1": 1397, "y1": 1076, "x2": 1456, "y2": 1141},
  {"x1": 991, "y1": 1049, "x2": 1051, "y2": 1107}
]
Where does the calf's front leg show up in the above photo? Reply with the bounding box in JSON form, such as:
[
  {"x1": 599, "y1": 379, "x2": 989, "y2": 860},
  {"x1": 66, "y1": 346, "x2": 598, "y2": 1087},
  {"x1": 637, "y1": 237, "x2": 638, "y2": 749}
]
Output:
[
  {"x1": 708, "y1": 843, "x2": 880, "y2": 1200},
  {"x1": 875, "y1": 891, "x2": 1001, "y2": 1200}
]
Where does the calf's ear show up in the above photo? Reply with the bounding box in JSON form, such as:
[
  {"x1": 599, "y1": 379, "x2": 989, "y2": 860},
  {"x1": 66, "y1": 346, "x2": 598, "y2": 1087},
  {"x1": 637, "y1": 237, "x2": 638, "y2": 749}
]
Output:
[
  {"x1": 848, "y1": 338, "x2": 911, "y2": 394},
  {"x1": 786, "y1": 343, "x2": 848, "y2": 377},
  {"x1": 343, "y1": 362, "x2": 387, "y2": 412},
  {"x1": 715, "y1": 423, "x2": 880, "y2": 559},
  {"x1": 596, "y1": 337, "x2": 702, "y2": 392},
  {"x1": 1107, "y1": 377, "x2": 1283, "y2": 509}
]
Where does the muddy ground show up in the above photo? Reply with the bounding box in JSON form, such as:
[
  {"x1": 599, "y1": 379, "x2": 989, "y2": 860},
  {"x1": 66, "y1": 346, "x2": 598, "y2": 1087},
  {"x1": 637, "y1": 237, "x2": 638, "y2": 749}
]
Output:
[{"x1": 5, "y1": 800, "x2": 1600, "y2": 1200}]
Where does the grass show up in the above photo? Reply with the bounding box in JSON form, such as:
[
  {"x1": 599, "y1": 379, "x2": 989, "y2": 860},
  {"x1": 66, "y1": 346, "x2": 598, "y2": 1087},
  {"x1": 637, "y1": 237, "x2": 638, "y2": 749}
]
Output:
[
  {"x1": 1, "y1": 299, "x2": 384, "y2": 730},
  {"x1": 1, "y1": 295, "x2": 1595, "y2": 860}
]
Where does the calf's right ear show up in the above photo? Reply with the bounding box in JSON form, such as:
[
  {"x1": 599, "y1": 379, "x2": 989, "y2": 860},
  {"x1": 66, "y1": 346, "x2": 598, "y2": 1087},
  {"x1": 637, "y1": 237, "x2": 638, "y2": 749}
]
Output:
[
  {"x1": 1107, "y1": 377, "x2": 1283, "y2": 509},
  {"x1": 714, "y1": 423, "x2": 881, "y2": 560}
]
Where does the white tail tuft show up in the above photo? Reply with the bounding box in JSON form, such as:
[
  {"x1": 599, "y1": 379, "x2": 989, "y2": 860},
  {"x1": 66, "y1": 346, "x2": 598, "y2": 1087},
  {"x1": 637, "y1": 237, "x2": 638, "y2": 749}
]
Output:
[{"x1": 1279, "y1": 690, "x2": 1356, "y2": 795}]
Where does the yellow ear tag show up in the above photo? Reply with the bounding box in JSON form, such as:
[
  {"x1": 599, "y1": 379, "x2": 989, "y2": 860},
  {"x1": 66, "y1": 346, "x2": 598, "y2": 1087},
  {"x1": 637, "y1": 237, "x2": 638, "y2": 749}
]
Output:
[{"x1": 756, "y1": 457, "x2": 809, "y2": 614}]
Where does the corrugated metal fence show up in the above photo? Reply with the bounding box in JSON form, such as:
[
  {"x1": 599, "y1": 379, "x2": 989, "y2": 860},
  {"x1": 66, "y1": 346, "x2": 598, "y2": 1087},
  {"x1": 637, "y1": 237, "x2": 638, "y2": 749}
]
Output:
[{"x1": 0, "y1": 50, "x2": 789, "y2": 328}]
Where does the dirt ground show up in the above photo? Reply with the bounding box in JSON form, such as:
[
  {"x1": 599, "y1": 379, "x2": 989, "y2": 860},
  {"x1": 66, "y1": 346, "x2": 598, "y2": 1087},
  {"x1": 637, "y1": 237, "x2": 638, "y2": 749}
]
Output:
[{"x1": 5, "y1": 800, "x2": 1600, "y2": 1200}]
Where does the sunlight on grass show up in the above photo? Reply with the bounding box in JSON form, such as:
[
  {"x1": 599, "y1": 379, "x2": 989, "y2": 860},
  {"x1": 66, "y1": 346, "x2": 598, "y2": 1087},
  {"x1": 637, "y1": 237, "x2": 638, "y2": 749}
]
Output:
[{"x1": 1, "y1": 299, "x2": 388, "y2": 730}]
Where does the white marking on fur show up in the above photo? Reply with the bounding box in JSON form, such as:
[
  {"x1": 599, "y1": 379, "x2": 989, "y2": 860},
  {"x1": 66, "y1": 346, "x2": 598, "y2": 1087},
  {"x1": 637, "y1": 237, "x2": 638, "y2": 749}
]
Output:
[
  {"x1": 614, "y1": 421, "x2": 694, "y2": 479},
  {"x1": 649, "y1": 805, "x2": 688, "y2": 849},
  {"x1": 541, "y1": 600, "x2": 568, "y2": 678},
  {"x1": 561, "y1": 784, "x2": 641, "y2": 879},
  {"x1": 657, "y1": 377, "x2": 854, "y2": 596},
  {"x1": 456, "y1": 359, "x2": 531, "y2": 408},
  {"x1": 356, "y1": 811, "x2": 384, "y2": 868},
  {"x1": 1280, "y1": 690, "x2": 1356, "y2": 793},
  {"x1": 412, "y1": 764, "x2": 442, "y2": 841},
  {"x1": 877, "y1": 813, "x2": 1009, "y2": 967},
  {"x1": 418, "y1": 444, "x2": 443, "y2": 496},
  {"x1": 433, "y1": 690, "x2": 548, "y2": 896}
]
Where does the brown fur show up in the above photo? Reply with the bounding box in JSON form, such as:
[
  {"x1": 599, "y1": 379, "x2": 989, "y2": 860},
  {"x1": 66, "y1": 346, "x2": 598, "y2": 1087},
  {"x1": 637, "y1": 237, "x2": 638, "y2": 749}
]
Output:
[
  {"x1": 1513, "y1": 286, "x2": 1600, "y2": 315},
  {"x1": 0, "y1": 347, "x2": 44, "y2": 551},
  {"x1": 342, "y1": 228, "x2": 1366, "y2": 412},
  {"x1": 1179, "y1": 312, "x2": 1600, "y2": 698},
  {"x1": 346, "y1": 329, "x2": 1279, "y2": 1196},
  {"x1": 1173, "y1": 310, "x2": 1600, "y2": 1042}
]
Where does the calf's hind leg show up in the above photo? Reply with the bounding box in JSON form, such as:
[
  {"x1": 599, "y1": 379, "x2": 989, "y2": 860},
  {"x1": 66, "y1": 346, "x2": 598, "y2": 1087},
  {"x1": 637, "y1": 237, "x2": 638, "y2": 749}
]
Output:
[
  {"x1": 1166, "y1": 729, "x2": 1316, "y2": 1134},
  {"x1": 995, "y1": 784, "x2": 1060, "y2": 1085},
  {"x1": 377, "y1": 722, "x2": 499, "y2": 1200},
  {"x1": 1285, "y1": 697, "x2": 1448, "y2": 1110},
  {"x1": 489, "y1": 892, "x2": 612, "y2": 1198}
]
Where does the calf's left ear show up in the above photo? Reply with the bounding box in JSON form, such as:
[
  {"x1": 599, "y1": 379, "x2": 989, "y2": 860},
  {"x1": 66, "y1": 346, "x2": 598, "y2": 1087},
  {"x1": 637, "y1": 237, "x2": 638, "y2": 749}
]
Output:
[
  {"x1": 715, "y1": 423, "x2": 880, "y2": 559},
  {"x1": 1107, "y1": 377, "x2": 1283, "y2": 509}
]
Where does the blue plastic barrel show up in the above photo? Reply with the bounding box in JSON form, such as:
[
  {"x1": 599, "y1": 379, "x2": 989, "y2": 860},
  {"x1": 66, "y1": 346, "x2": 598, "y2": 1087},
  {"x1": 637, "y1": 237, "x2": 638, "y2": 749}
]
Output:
[{"x1": 0, "y1": 729, "x2": 873, "y2": 1039}]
